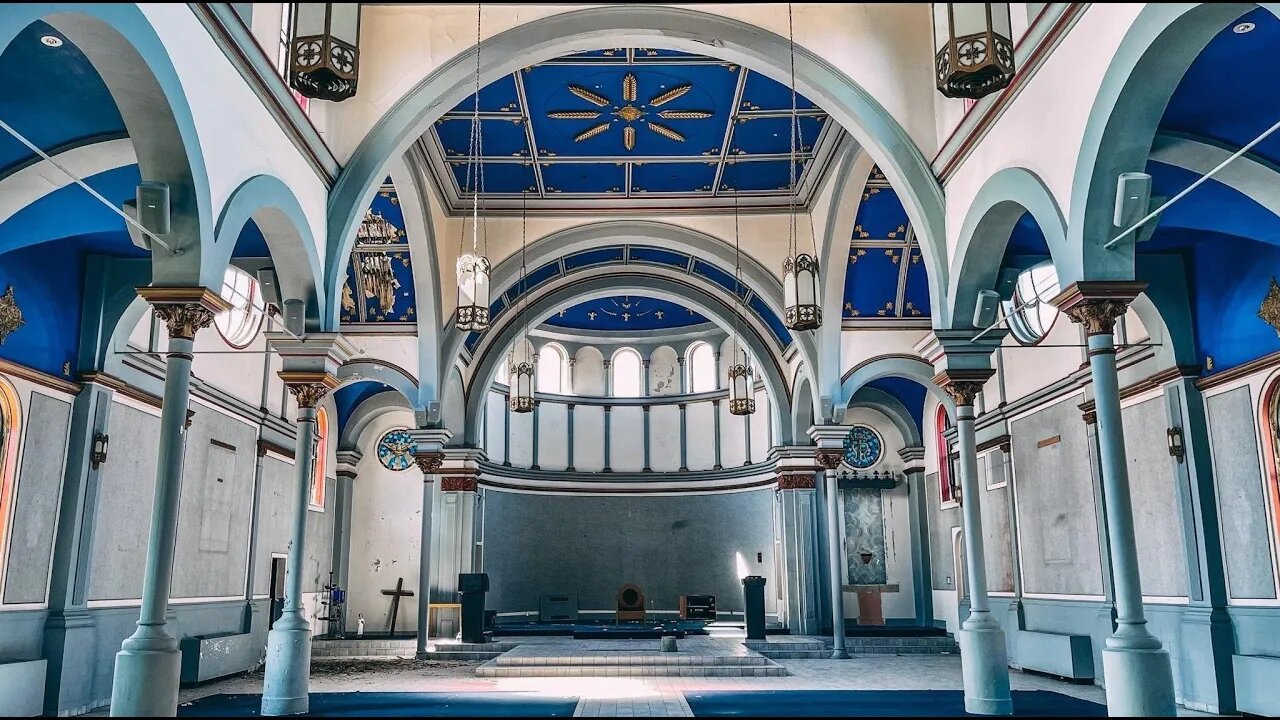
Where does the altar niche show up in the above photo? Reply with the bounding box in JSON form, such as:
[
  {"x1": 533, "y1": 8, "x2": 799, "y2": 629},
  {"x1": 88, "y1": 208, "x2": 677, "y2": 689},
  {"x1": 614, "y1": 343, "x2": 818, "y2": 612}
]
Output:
[{"x1": 841, "y1": 486, "x2": 901, "y2": 626}]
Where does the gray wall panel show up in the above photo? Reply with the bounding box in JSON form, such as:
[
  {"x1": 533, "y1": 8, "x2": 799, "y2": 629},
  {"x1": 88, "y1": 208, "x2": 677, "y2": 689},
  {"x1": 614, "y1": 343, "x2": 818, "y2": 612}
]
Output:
[
  {"x1": 3, "y1": 394, "x2": 71, "y2": 604},
  {"x1": 1010, "y1": 398, "x2": 1105, "y2": 596},
  {"x1": 979, "y1": 451, "x2": 1015, "y2": 593},
  {"x1": 87, "y1": 404, "x2": 160, "y2": 601},
  {"x1": 1206, "y1": 388, "x2": 1276, "y2": 599},
  {"x1": 926, "y1": 471, "x2": 960, "y2": 590},
  {"x1": 1121, "y1": 398, "x2": 1188, "y2": 598},
  {"x1": 482, "y1": 489, "x2": 776, "y2": 614}
]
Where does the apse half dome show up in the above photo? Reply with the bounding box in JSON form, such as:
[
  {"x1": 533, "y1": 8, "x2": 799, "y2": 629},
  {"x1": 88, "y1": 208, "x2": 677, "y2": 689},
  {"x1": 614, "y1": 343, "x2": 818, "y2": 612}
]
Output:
[{"x1": 544, "y1": 296, "x2": 708, "y2": 332}]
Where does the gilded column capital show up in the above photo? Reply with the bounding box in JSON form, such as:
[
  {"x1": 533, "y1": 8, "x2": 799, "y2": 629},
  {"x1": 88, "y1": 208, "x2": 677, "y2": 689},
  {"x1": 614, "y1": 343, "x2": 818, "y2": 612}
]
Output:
[
  {"x1": 414, "y1": 451, "x2": 445, "y2": 475},
  {"x1": 932, "y1": 369, "x2": 993, "y2": 408},
  {"x1": 1050, "y1": 281, "x2": 1147, "y2": 337},
  {"x1": 137, "y1": 286, "x2": 232, "y2": 341},
  {"x1": 280, "y1": 371, "x2": 339, "y2": 409},
  {"x1": 815, "y1": 449, "x2": 844, "y2": 470}
]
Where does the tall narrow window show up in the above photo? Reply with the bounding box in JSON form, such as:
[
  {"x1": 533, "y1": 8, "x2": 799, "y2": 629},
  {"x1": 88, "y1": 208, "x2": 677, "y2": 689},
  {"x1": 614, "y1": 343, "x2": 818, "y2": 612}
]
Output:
[
  {"x1": 0, "y1": 379, "x2": 21, "y2": 585},
  {"x1": 611, "y1": 349, "x2": 643, "y2": 398},
  {"x1": 537, "y1": 344, "x2": 565, "y2": 394},
  {"x1": 310, "y1": 406, "x2": 328, "y2": 509},
  {"x1": 687, "y1": 342, "x2": 716, "y2": 394},
  {"x1": 936, "y1": 404, "x2": 955, "y2": 504}
]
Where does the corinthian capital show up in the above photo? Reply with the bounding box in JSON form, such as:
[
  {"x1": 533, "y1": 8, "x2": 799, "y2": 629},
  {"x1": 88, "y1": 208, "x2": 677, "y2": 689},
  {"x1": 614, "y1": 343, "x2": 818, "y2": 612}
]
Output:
[
  {"x1": 1050, "y1": 281, "x2": 1147, "y2": 337},
  {"x1": 137, "y1": 287, "x2": 232, "y2": 341},
  {"x1": 280, "y1": 371, "x2": 339, "y2": 409}
]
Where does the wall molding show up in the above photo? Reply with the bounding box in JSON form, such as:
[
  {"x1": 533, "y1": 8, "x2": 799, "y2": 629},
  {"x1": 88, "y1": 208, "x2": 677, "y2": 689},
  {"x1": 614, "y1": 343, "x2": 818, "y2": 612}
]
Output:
[
  {"x1": 0, "y1": 359, "x2": 81, "y2": 396},
  {"x1": 1196, "y1": 351, "x2": 1280, "y2": 393}
]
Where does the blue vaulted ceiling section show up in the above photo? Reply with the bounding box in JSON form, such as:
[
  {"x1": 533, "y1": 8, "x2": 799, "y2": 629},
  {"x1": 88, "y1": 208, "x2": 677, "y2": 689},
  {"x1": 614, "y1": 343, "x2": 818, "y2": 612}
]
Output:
[
  {"x1": 544, "y1": 296, "x2": 708, "y2": 332},
  {"x1": 1143, "y1": 7, "x2": 1280, "y2": 373},
  {"x1": 339, "y1": 180, "x2": 419, "y2": 325},
  {"x1": 860, "y1": 376, "x2": 927, "y2": 437},
  {"x1": 464, "y1": 244, "x2": 793, "y2": 353},
  {"x1": 843, "y1": 166, "x2": 929, "y2": 321},
  {"x1": 0, "y1": 23, "x2": 146, "y2": 377},
  {"x1": 335, "y1": 379, "x2": 396, "y2": 436},
  {"x1": 423, "y1": 49, "x2": 840, "y2": 213}
]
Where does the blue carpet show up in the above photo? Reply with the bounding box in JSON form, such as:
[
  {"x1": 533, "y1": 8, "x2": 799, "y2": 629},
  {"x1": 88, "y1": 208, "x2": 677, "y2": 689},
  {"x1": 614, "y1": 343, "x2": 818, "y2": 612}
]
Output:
[
  {"x1": 683, "y1": 690, "x2": 1106, "y2": 717},
  {"x1": 178, "y1": 692, "x2": 578, "y2": 717}
]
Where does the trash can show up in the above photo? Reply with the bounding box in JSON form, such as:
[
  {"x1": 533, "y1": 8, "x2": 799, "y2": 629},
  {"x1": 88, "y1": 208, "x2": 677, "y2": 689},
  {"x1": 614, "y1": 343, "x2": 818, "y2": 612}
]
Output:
[
  {"x1": 742, "y1": 575, "x2": 767, "y2": 641},
  {"x1": 458, "y1": 573, "x2": 490, "y2": 644}
]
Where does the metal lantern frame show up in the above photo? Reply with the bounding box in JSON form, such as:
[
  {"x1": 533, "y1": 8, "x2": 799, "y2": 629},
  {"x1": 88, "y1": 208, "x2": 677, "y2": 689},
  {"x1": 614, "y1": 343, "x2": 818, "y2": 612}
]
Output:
[
  {"x1": 727, "y1": 184, "x2": 756, "y2": 417},
  {"x1": 781, "y1": 3, "x2": 822, "y2": 333},
  {"x1": 508, "y1": 189, "x2": 535, "y2": 414},
  {"x1": 932, "y1": 2, "x2": 1015, "y2": 99},
  {"x1": 288, "y1": 3, "x2": 362, "y2": 102},
  {"x1": 727, "y1": 361, "x2": 756, "y2": 416},
  {"x1": 454, "y1": 4, "x2": 491, "y2": 333}
]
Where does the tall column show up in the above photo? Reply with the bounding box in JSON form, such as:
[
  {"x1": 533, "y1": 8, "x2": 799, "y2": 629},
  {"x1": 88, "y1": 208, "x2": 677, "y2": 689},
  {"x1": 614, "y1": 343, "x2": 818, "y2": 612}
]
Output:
[
  {"x1": 643, "y1": 359, "x2": 651, "y2": 397},
  {"x1": 642, "y1": 405, "x2": 652, "y2": 472},
  {"x1": 810, "y1": 428, "x2": 847, "y2": 659},
  {"x1": 678, "y1": 357, "x2": 687, "y2": 394},
  {"x1": 743, "y1": 413, "x2": 753, "y2": 465},
  {"x1": 603, "y1": 359, "x2": 613, "y2": 396},
  {"x1": 567, "y1": 356, "x2": 576, "y2": 394},
  {"x1": 775, "y1": 448, "x2": 822, "y2": 635},
  {"x1": 603, "y1": 405, "x2": 613, "y2": 472},
  {"x1": 1053, "y1": 282, "x2": 1176, "y2": 717},
  {"x1": 111, "y1": 288, "x2": 229, "y2": 717},
  {"x1": 409, "y1": 428, "x2": 450, "y2": 656},
  {"x1": 566, "y1": 403, "x2": 576, "y2": 471},
  {"x1": 332, "y1": 451, "x2": 363, "y2": 594},
  {"x1": 899, "y1": 446, "x2": 934, "y2": 629},
  {"x1": 436, "y1": 448, "x2": 482, "y2": 640},
  {"x1": 260, "y1": 333, "x2": 354, "y2": 716},
  {"x1": 712, "y1": 399, "x2": 723, "y2": 470},
  {"x1": 502, "y1": 402, "x2": 511, "y2": 466},
  {"x1": 530, "y1": 401, "x2": 541, "y2": 470},
  {"x1": 678, "y1": 403, "x2": 689, "y2": 471}
]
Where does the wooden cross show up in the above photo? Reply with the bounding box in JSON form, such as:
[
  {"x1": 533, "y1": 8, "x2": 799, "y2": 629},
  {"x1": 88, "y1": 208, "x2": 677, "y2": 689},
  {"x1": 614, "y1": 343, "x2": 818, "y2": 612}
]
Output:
[{"x1": 381, "y1": 577, "x2": 414, "y2": 636}]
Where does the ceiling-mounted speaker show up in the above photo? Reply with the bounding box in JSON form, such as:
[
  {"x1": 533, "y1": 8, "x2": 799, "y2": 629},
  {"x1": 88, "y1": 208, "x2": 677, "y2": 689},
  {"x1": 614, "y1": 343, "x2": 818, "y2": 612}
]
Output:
[
  {"x1": 426, "y1": 401, "x2": 442, "y2": 425},
  {"x1": 282, "y1": 298, "x2": 306, "y2": 337},
  {"x1": 973, "y1": 289, "x2": 1001, "y2": 329},
  {"x1": 1114, "y1": 172, "x2": 1152, "y2": 230},
  {"x1": 136, "y1": 182, "x2": 171, "y2": 236},
  {"x1": 256, "y1": 267, "x2": 282, "y2": 310},
  {"x1": 995, "y1": 267, "x2": 1020, "y2": 298}
]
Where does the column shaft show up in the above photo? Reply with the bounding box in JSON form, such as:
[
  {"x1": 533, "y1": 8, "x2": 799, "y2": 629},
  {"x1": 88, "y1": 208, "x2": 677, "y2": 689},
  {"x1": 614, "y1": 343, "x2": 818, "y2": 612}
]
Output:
[
  {"x1": 642, "y1": 405, "x2": 652, "y2": 472},
  {"x1": 566, "y1": 404, "x2": 576, "y2": 471},
  {"x1": 712, "y1": 400, "x2": 723, "y2": 470},
  {"x1": 416, "y1": 476, "x2": 434, "y2": 654},
  {"x1": 531, "y1": 402, "x2": 541, "y2": 470},
  {"x1": 679, "y1": 404, "x2": 689, "y2": 471},
  {"x1": 604, "y1": 406, "x2": 613, "y2": 472},
  {"x1": 110, "y1": 336, "x2": 196, "y2": 717},
  {"x1": 823, "y1": 468, "x2": 848, "y2": 658}
]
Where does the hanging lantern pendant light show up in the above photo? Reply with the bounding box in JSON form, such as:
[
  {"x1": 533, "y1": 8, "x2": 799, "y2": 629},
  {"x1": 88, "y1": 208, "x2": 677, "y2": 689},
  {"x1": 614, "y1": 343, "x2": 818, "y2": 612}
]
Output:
[
  {"x1": 455, "y1": 3, "x2": 491, "y2": 333},
  {"x1": 287, "y1": 3, "x2": 362, "y2": 102},
  {"x1": 932, "y1": 3, "x2": 1015, "y2": 99},
  {"x1": 728, "y1": 189, "x2": 756, "y2": 416},
  {"x1": 781, "y1": 3, "x2": 822, "y2": 333},
  {"x1": 509, "y1": 189, "x2": 534, "y2": 413}
]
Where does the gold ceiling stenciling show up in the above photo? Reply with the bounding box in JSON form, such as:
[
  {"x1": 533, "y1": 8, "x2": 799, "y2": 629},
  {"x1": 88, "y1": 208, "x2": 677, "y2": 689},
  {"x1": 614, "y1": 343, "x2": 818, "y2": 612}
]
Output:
[{"x1": 549, "y1": 74, "x2": 712, "y2": 153}]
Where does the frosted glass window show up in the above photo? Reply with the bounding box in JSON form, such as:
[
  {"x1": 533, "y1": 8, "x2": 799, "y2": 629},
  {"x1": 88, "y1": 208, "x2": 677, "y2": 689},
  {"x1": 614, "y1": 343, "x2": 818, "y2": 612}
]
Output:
[
  {"x1": 1002, "y1": 260, "x2": 1060, "y2": 345},
  {"x1": 537, "y1": 345, "x2": 565, "y2": 394},
  {"x1": 688, "y1": 342, "x2": 716, "y2": 393},
  {"x1": 612, "y1": 349, "x2": 643, "y2": 398},
  {"x1": 215, "y1": 266, "x2": 266, "y2": 348}
]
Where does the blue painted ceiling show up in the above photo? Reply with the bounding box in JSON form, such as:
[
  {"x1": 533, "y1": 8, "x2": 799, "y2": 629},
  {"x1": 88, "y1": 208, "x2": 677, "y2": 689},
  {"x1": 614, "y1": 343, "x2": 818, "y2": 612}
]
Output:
[
  {"x1": 422, "y1": 49, "x2": 839, "y2": 213},
  {"x1": 543, "y1": 296, "x2": 708, "y2": 332},
  {"x1": 340, "y1": 180, "x2": 419, "y2": 324},
  {"x1": 843, "y1": 166, "x2": 930, "y2": 321},
  {"x1": 861, "y1": 376, "x2": 927, "y2": 437},
  {"x1": 1142, "y1": 7, "x2": 1280, "y2": 373},
  {"x1": 335, "y1": 380, "x2": 395, "y2": 435}
]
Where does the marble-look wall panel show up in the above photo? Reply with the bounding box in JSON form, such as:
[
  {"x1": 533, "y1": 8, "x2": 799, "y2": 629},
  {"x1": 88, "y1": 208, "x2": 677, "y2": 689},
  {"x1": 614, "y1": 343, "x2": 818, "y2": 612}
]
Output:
[
  {"x1": 610, "y1": 406, "x2": 645, "y2": 472},
  {"x1": 170, "y1": 405, "x2": 257, "y2": 599},
  {"x1": 686, "y1": 402, "x2": 716, "y2": 470},
  {"x1": 573, "y1": 405, "x2": 605, "y2": 472},
  {"x1": 88, "y1": 403, "x2": 161, "y2": 601},
  {"x1": 538, "y1": 402, "x2": 568, "y2": 470},
  {"x1": 2, "y1": 393, "x2": 70, "y2": 604},
  {"x1": 843, "y1": 488, "x2": 888, "y2": 585},
  {"x1": 1120, "y1": 397, "x2": 1188, "y2": 598},
  {"x1": 1010, "y1": 397, "x2": 1105, "y2": 596},
  {"x1": 482, "y1": 489, "x2": 776, "y2": 614},
  {"x1": 649, "y1": 405, "x2": 682, "y2": 472},
  {"x1": 926, "y1": 471, "x2": 960, "y2": 591},
  {"x1": 1206, "y1": 387, "x2": 1277, "y2": 599},
  {"x1": 979, "y1": 452, "x2": 1015, "y2": 593}
]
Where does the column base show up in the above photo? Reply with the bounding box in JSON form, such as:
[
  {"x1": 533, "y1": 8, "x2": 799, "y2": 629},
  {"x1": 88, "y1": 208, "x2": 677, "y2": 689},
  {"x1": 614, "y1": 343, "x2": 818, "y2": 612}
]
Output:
[
  {"x1": 1101, "y1": 645, "x2": 1176, "y2": 717},
  {"x1": 110, "y1": 642, "x2": 181, "y2": 716},
  {"x1": 957, "y1": 624, "x2": 1013, "y2": 715},
  {"x1": 261, "y1": 625, "x2": 312, "y2": 716},
  {"x1": 830, "y1": 647, "x2": 849, "y2": 660}
]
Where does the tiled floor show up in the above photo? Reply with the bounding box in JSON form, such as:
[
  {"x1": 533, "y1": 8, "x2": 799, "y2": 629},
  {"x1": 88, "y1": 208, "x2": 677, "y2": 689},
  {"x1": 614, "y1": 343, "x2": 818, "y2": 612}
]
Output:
[{"x1": 150, "y1": 636, "x2": 1213, "y2": 717}]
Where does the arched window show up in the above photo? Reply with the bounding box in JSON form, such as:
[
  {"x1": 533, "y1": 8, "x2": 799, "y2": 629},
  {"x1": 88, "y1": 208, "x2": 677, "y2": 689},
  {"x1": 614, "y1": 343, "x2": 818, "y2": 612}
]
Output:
[
  {"x1": 310, "y1": 407, "x2": 328, "y2": 509},
  {"x1": 611, "y1": 348, "x2": 643, "y2": 398},
  {"x1": 936, "y1": 404, "x2": 956, "y2": 505},
  {"x1": 687, "y1": 342, "x2": 716, "y2": 394},
  {"x1": 1002, "y1": 261, "x2": 1060, "y2": 345},
  {"x1": 537, "y1": 344, "x2": 566, "y2": 394},
  {"x1": 216, "y1": 266, "x2": 267, "y2": 349}
]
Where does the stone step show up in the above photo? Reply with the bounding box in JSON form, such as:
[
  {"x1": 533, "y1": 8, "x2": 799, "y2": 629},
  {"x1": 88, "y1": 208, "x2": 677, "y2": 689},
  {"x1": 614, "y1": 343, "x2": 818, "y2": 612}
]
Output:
[
  {"x1": 476, "y1": 661, "x2": 787, "y2": 678},
  {"x1": 847, "y1": 636, "x2": 957, "y2": 648},
  {"x1": 313, "y1": 639, "x2": 516, "y2": 660},
  {"x1": 744, "y1": 639, "x2": 827, "y2": 652},
  {"x1": 494, "y1": 652, "x2": 773, "y2": 667},
  {"x1": 755, "y1": 650, "x2": 834, "y2": 659}
]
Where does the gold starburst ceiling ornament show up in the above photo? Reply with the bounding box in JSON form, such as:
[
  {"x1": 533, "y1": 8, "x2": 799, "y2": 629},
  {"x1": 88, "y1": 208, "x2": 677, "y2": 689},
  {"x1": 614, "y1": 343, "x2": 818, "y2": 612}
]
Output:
[
  {"x1": 0, "y1": 286, "x2": 24, "y2": 345},
  {"x1": 1259, "y1": 277, "x2": 1280, "y2": 337},
  {"x1": 548, "y1": 72, "x2": 712, "y2": 152}
]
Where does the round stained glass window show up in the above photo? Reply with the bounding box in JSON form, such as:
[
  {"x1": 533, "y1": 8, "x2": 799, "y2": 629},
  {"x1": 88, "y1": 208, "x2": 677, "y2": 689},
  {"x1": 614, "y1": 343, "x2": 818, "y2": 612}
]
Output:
[
  {"x1": 377, "y1": 429, "x2": 417, "y2": 471},
  {"x1": 843, "y1": 425, "x2": 883, "y2": 469}
]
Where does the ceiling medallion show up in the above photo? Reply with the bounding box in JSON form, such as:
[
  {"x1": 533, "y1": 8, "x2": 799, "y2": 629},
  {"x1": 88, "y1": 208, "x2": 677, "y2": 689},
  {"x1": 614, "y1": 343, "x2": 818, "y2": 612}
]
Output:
[
  {"x1": 1258, "y1": 277, "x2": 1280, "y2": 337},
  {"x1": 0, "y1": 286, "x2": 25, "y2": 345},
  {"x1": 549, "y1": 73, "x2": 711, "y2": 152}
]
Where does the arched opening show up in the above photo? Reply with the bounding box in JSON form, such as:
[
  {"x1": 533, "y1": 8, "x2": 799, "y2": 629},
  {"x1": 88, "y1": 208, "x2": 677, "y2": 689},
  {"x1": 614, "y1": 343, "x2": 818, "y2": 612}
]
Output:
[
  {"x1": 214, "y1": 265, "x2": 267, "y2": 349},
  {"x1": 311, "y1": 406, "x2": 329, "y2": 509},
  {"x1": 687, "y1": 341, "x2": 716, "y2": 394},
  {"x1": 536, "y1": 343, "x2": 567, "y2": 394},
  {"x1": 0, "y1": 377, "x2": 21, "y2": 589},
  {"x1": 610, "y1": 348, "x2": 643, "y2": 398},
  {"x1": 935, "y1": 403, "x2": 957, "y2": 506}
]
